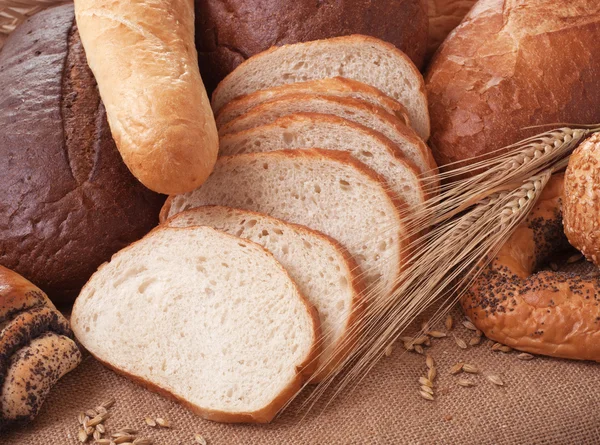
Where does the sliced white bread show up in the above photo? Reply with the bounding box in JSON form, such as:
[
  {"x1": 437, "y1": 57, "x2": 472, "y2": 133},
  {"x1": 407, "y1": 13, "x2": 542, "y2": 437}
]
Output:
[
  {"x1": 72, "y1": 226, "x2": 320, "y2": 423},
  {"x1": 211, "y1": 35, "x2": 430, "y2": 140},
  {"x1": 162, "y1": 149, "x2": 409, "y2": 300},
  {"x1": 219, "y1": 113, "x2": 427, "y2": 211},
  {"x1": 218, "y1": 94, "x2": 438, "y2": 187},
  {"x1": 165, "y1": 206, "x2": 364, "y2": 381},
  {"x1": 214, "y1": 77, "x2": 410, "y2": 129}
]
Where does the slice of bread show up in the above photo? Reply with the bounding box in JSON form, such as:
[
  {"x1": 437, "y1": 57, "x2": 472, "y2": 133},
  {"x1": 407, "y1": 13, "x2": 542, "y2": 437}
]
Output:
[
  {"x1": 211, "y1": 35, "x2": 430, "y2": 140},
  {"x1": 72, "y1": 226, "x2": 320, "y2": 423},
  {"x1": 165, "y1": 206, "x2": 364, "y2": 381},
  {"x1": 162, "y1": 149, "x2": 409, "y2": 300},
  {"x1": 219, "y1": 113, "x2": 427, "y2": 211},
  {"x1": 214, "y1": 77, "x2": 410, "y2": 129},
  {"x1": 218, "y1": 94, "x2": 438, "y2": 186}
]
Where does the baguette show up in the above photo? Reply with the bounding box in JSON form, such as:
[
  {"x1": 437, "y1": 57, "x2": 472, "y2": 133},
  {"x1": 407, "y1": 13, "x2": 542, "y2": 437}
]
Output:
[{"x1": 74, "y1": 0, "x2": 218, "y2": 194}]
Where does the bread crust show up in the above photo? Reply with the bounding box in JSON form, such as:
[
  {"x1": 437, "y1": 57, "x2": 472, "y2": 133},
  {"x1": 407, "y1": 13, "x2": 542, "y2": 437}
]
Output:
[
  {"x1": 217, "y1": 93, "x2": 439, "y2": 192},
  {"x1": 462, "y1": 174, "x2": 600, "y2": 361},
  {"x1": 210, "y1": 34, "x2": 430, "y2": 140},
  {"x1": 195, "y1": 0, "x2": 428, "y2": 92},
  {"x1": 215, "y1": 77, "x2": 410, "y2": 129},
  {"x1": 564, "y1": 133, "x2": 600, "y2": 266},
  {"x1": 74, "y1": 0, "x2": 219, "y2": 195},
  {"x1": 426, "y1": 0, "x2": 476, "y2": 60},
  {"x1": 426, "y1": 0, "x2": 600, "y2": 170},
  {"x1": 164, "y1": 206, "x2": 367, "y2": 383},
  {"x1": 73, "y1": 226, "x2": 322, "y2": 423}
]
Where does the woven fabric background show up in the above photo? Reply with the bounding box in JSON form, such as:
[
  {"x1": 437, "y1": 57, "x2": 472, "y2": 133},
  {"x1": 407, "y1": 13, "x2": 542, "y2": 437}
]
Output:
[{"x1": 4, "y1": 303, "x2": 600, "y2": 445}]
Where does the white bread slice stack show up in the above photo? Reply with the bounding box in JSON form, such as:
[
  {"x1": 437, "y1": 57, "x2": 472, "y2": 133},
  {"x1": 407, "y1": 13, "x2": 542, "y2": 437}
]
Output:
[
  {"x1": 214, "y1": 77, "x2": 410, "y2": 129},
  {"x1": 218, "y1": 94, "x2": 437, "y2": 185},
  {"x1": 219, "y1": 113, "x2": 427, "y2": 212},
  {"x1": 72, "y1": 226, "x2": 320, "y2": 423},
  {"x1": 165, "y1": 206, "x2": 364, "y2": 381},
  {"x1": 211, "y1": 35, "x2": 430, "y2": 140},
  {"x1": 162, "y1": 149, "x2": 409, "y2": 299}
]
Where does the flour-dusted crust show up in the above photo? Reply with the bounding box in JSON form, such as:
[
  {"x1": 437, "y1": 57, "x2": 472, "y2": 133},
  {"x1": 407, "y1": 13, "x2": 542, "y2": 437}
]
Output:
[
  {"x1": 74, "y1": 0, "x2": 218, "y2": 194},
  {"x1": 462, "y1": 174, "x2": 600, "y2": 361}
]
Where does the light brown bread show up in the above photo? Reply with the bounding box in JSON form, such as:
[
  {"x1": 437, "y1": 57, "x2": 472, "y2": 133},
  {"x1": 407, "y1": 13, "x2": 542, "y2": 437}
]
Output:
[
  {"x1": 165, "y1": 206, "x2": 365, "y2": 382},
  {"x1": 215, "y1": 78, "x2": 410, "y2": 129},
  {"x1": 218, "y1": 94, "x2": 438, "y2": 186},
  {"x1": 162, "y1": 149, "x2": 410, "y2": 300},
  {"x1": 74, "y1": 0, "x2": 219, "y2": 194},
  {"x1": 211, "y1": 35, "x2": 430, "y2": 140},
  {"x1": 72, "y1": 226, "x2": 321, "y2": 423},
  {"x1": 426, "y1": 0, "x2": 476, "y2": 59},
  {"x1": 219, "y1": 113, "x2": 427, "y2": 211}
]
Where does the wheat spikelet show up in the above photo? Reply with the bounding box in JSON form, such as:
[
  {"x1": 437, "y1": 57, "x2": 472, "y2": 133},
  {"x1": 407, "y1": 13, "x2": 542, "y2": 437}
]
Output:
[{"x1": 291, "y1": 126, "x2": 598, "y2": 415}]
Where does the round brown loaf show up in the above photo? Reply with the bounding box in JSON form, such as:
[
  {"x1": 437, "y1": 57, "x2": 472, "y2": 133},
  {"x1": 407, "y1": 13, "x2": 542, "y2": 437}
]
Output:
[
  {"x1": 426, "y1": 0, "x2": 600, "y2": 170},
  {"x1": 563, "y1": 133, "x2": 600, "y2": 266},
  {"x1": 194, "y1": 0, "x2": 429, "y2": 93},
  {"x1": 462, "y1": 174, "x2": 600, "y2": 361},
  {"x1": 0, "y1": 5, "x2": 164, "y2": 304}
]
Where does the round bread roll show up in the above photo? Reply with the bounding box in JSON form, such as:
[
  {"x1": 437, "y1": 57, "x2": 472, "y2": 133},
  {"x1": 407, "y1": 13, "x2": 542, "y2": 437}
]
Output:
[
  {"x1": 564, "y1": 133, "x2": 600, "y2": 266},
  {"x1": 426, "y1": 0, "x2": 600, "y2": 170},
  {"x1": 0, "y1": 5, "x2": 164, "y2": 304},
  {"x1": 194, "y1": 0, "x2": 429, "y2": 93}
]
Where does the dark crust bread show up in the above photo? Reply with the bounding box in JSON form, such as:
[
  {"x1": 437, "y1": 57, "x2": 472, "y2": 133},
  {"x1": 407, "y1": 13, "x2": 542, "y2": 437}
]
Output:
[
  {"x1": 0, "y1": 5, "x2": 164, "y2": 304},
  {"x1": 462, "y1": 174, "x2": 600, "y2": 361},
  {"x1": 194, "y1": 0, "x2": 428, "y2": 93},
  {"x1": 426, "y1": 0, "x2": 600, "y2": 170}
]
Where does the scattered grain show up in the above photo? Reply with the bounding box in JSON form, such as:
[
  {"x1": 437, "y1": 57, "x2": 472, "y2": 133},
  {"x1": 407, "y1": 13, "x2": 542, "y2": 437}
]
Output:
[
  {"x1": 414, "y1": 344, "x2": 424, "y2": 355},
  {"x1": 144, "y1": 417, "x2": 157, "y2": 427},
  {"x1": 426, "y1": 355, "x2": 434, "y2": 369},
  {"x1": 194, "y1": 435, "x2": 208, "y2": 445},
  {"x1": 403, "y1": 341, "x2": 415, "y2": 351},
  {"x1": 487, "y1": 374, "x2": 504, "y2": 386},
  {"x1": 77, "y1": 428, "x2": 89, "y2": 443},
  {"x1": 133, "y1": 439, "x2": 153, "y2": 445},
  {"x1": 454, "y1": 336, "x2": 468, "y2": 350},
  {"x1": 457, "y1": 378, "x2": 476, "y2": 387},
  {"x1": 78, "y1": 413, "x2": 86, "y2": 425},
  {"x1": 101, "y1": 399, "x2": 116, "y2": 409},
  {"x1": 450, "y1": 362, "x2": 464, "y2": 375},
  {"x1": 491, "y1": 342, "x2": 503, "y2": 351},
  {"x1": 428, "y1": 330, "x2": 447, "y2": 338},
  {"x1": 499, "y1": 345, "x2": 513, "y2": 353},
  {"x1": 567, "y1": 253, "x2": 583, "y2": 264},
  {"x1": 421, "y1": 385, "x2": 434, "y2": 395},
  {"x1": 155, "y1": 418, "x2": 171, "y2": 428},
  {"x1": 85, "y1": 426, "x2": 94, "y2": 436},
  {"x1": 427, "y1": 367, "x2": 437, "y2": 382},
  {"x1": 113, "y1": 436, "x2": 135, "y2": 444},
  {"x1": 517, "y1": 353, "x2": 535, "y2": 361},
  {"x1": 462, "y1": 320, "x2": 477, "y2": 331},
  {"x1": 413, "y1": 335, "x2": 428, "y2": 346},
  {"x1": 462, "y1": 364, "x2": 479, "y2": 374},
  {"x1": 419, "y1": 376, "x2": 433, "y2": 388},
  {"x1": 93, "y1": 430, "x2": 102, "y2": 441},
  {"x1": 96, "y1": 424, "x2": 106, "y2": 434},
  {"x1": 94, "y1": 440, "x2": 111, "y2": 445},
  {"x1": 85, "y1": 409, "x2": 98, "y2": 418},
  {"x1": 445, "y1": 315, "x2": 453, "y2": 331},
  {"x1": 419, "y1": 390, "x2": 434, "y2": 401}
]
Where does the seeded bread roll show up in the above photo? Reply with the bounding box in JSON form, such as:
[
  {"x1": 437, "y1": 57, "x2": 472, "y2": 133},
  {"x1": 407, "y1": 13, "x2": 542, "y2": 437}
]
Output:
[
  {"x1": 0, "y1": 266, "x2": 81, "y2": 430},
  {"x1": 0, "y1": 5, "x2": 164, "y2": 304}
]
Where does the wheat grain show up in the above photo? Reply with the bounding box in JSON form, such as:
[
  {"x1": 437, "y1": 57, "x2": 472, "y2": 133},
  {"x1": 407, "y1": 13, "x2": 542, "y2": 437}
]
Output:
[
  {"x1": 491, "y1": 343, "x2": 503, "y2": 351},
  {"x1": 144, "y1": 417, "x2": 156, "y2": 427},
  {"x1": 457, "y1": 379, "x2": 476, "y2": 388},
  {"x1": 155, "y1": 418, "x2": 171, "y2": 428},
  {"x1": 469, "y1": 336, "x2": 481, "y2": 346},
  {"x1": 419, "y1": 390, "x2": 434, "y2": 401},
  {"x1": 450, "y1": 363, "x2": 464, "y2": 375},
  {"x1": 517, "y1": 353, "x2": 535, "y2": 360},
  {"x1": 428, "y1": 330, "x2": 447, "y2": 338},
  {"x1": 445, "y1": 315, "x2": 454, "y2": 331},
  {"x1": 427, "y1": 367, "x2": 437, "y2": 382},
  {"x1": 133, "y1": 439, "x2": 153, "y2": 445},
  {"x1": 454, "y1": 336, "x2": 468, "y2": 350},
  {"x1": 194, "y1": 435, "x2": 208, "y2": 445},
  {"x1": 426, "y1": 355, "x2": 434, "y2": 369},
  {"x1": 419, "y1": 376, "x2": 433, "y2": 388},
  {"x1": 487, "y1": 374, "x2": 504, "y2": 386},
  {"x1": 462, "y1": 320, "x2": 477, "y2": 331},
  {"x1": 77, "y1": 428, "x2": 89, "y2": 443},
  {"x1": 414, "y1": 345, "x2": 424, "y2": 355},
  {"x1": 463, "y1": 364, "x2": 479, "y2": 374}
]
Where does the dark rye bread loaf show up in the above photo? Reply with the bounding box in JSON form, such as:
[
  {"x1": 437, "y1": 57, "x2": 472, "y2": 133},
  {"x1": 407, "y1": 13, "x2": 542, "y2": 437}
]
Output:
[
  {"x1": 194, "y1": 0, "x2": 429, "y2": 93},
  {"x1": 426, "y1": 0, "x2": 600, "y2": 170},
  {"x1": 0, "y1": 5, "x2": 164, "y2": 305}
]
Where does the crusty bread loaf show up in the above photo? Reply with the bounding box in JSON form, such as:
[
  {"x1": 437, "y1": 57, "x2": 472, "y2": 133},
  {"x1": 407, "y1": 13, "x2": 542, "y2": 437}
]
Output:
[
  {"x1": 165, "y1": 206, "x2": 364, "y2": 381},
  {"x1": 0, "y1": 5, "x2": 164, "y2": 304},
  {"x1": 194, "y1": 0, "x2": 429, "y2": 92},
  {"x1": 162, "y1": 149, "x2": 409, "y2": 299},
  {"x1": 72, "y1": 226, "x2": 320, "y2": 423},
  {"x1": 215, "y1": 78, "x2": 410, "y2": 129},
  {"x1": 426, "y1": 0, "x2": 476, "y2": 59},
  {"x1": 219, "y1": 113, "x2": 426, "y2": 211},
  {"x1": 0, "y1": 266, "x2": 81, "y2": 429},
  {"x1": 218, "y1": 94, "x2": 437, "y2": 185},
  {"x1": 563, "y1": 133, "x2": 600, "y2": 266},
  {"x1": 211, "y1": 35, "x2": 431, "y2": 140},
  {"x1": 426, "y1": 0, "x2": 600, "y2": 169},
  {"x1": 74, "y1": 0, "x2": 219, "y2": 195}
]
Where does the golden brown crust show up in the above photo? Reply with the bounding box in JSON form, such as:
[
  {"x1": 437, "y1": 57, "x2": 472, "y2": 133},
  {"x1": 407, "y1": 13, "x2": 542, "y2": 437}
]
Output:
[
  {"x1": 218, "y1": 112, "x2": 428, "y2": 208},
  {"x1": 0, "y1": 266, "x2": 55, "y2": 322},
  {"x1": 462, "y1": 174, "x2": 600, "y2": 361},
  {"x1": 217, "y1": 93, "x2": 439, "y2": 192},
  {"x1": 214, "y1": 77, "x2": 411, "y2": 129},
  {"x1": 74, "y1": 0, "x2": 219, "y2": 195},
  {"x1": 564, "y1": 133, "x2": 600, "y2": 266},
  {"x1": 426, "y1": 0, "x2": 476, "y2": 59}
]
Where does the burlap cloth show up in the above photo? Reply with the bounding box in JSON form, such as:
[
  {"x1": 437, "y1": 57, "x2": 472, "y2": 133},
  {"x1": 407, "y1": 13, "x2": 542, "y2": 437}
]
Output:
[{"x1": 4, "y1": 293, "x2": 600, "y2": 445}]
